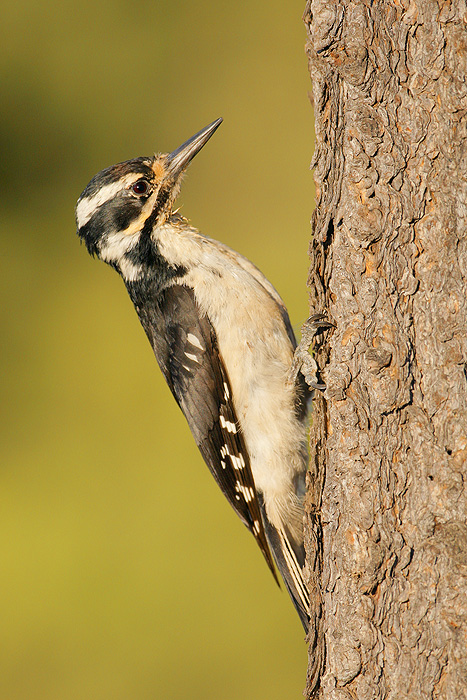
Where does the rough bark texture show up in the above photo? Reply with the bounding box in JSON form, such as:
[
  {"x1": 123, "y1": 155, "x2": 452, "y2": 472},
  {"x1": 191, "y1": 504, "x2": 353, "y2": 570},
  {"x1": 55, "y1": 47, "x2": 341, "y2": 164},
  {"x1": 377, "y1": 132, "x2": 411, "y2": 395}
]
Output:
[{"x1": 303, "y1": 1, "x2": 467, "y2": 698}]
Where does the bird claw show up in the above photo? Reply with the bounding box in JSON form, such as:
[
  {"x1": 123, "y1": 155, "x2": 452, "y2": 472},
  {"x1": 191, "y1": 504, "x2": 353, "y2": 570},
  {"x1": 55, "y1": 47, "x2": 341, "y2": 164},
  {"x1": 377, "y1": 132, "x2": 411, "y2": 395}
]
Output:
[
  {"x1": 310, "y1": 381, "x2": 327, "y2": 392},
  {"x1": 306, "y1": 314, "x2": 335, "y2": 333},
  {"x1": 288, "y1": 314, "x2": 334, "y2": 392}
]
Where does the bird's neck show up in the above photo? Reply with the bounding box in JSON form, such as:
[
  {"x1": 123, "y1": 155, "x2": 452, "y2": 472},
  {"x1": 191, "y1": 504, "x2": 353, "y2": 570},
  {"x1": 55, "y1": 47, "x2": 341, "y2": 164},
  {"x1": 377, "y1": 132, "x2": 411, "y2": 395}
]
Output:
[{"x1": 119, "y1": 220, "x2": 187, "y2": 304}]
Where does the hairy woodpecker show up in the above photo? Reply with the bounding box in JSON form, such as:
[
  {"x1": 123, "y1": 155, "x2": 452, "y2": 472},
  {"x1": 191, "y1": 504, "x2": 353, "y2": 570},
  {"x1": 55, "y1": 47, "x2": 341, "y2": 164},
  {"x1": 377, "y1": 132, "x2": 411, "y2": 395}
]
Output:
[{"x1": 76, "y1": 118, "x2": 313, "y2": 630}]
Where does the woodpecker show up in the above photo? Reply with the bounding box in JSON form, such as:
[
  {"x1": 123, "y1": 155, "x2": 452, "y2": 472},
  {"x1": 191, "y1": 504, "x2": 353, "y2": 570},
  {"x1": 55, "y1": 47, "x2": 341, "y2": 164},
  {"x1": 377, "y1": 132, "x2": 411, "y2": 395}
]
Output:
[{"x1": 76, "y1": 118, "x2": 313, "y2": 630}]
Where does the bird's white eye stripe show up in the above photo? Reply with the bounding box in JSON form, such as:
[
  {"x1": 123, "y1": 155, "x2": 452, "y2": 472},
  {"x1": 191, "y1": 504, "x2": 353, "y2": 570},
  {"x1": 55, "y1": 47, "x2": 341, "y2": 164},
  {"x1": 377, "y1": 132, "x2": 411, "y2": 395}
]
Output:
[
  {"x1": 187, "y1": 333, "x2": 204, "y2": 350},
  {"x1": 76, "y1": 174, "x2": 143, "y2": 228}
]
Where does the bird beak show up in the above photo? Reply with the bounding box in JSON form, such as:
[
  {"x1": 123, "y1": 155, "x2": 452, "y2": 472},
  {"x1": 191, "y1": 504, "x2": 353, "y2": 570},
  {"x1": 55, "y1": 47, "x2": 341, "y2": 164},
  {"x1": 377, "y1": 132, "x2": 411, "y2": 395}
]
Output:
[{"x1": 165, "y1": 118, "x2": 223, "y2": 180}]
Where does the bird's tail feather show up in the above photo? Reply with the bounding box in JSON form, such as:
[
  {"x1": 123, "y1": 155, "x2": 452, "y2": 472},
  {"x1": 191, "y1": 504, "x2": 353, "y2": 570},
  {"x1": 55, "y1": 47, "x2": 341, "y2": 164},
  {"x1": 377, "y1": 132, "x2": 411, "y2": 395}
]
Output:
[{"x1": 259, "y1": 502, "x2": 310, "y2": 631}]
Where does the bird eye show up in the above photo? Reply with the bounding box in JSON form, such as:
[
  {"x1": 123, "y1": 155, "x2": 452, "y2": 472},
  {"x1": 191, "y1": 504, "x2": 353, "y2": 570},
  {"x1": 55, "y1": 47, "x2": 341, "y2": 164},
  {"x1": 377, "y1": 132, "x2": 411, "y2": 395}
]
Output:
[{"x1": 131, "y1": 179, "x2": 149, "y2": 195}]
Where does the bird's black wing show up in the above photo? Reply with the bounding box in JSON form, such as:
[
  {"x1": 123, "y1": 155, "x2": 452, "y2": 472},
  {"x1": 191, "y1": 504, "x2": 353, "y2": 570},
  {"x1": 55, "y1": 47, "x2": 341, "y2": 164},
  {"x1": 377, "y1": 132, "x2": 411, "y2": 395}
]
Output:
[{"x1": 134, "y1": 283, "x2": 278, "y2": 580}]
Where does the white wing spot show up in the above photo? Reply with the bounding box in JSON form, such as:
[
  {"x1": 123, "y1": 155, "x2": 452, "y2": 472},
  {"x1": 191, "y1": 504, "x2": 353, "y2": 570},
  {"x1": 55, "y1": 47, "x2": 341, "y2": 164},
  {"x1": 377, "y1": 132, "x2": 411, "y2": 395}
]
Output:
[
  {"x1": 184, "y1": 351, "x2": 199, "y2": 363},
  {"x1": 219, "y1": 415, "x2": 237, "y2": 433},
  {"x1": 187, "y1": 333, "x2": 204, "y2": 350},
  {"x1": 253, "y1": 520, "x2": 261, "y2": 535},
  {"x1": 223, "y1": 382, "x2": 230, "y2": 400},
  {"x1": 219, "y1": 444, "x2": 245, "y2": 471},
  {"x1": 221, "y1": 460, "x2": 226, "y2": 470},
  {"x1": 235, "y1": 483, "x2": 254, "y2": 503},
  {"x1": 230, "y1": 455, "x2": 245, "y2": 471}
]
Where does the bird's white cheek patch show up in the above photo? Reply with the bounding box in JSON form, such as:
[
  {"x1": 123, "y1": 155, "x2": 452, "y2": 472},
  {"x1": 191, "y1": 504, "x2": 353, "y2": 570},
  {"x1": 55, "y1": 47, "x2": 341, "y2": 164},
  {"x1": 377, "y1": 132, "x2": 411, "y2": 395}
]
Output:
[
  {"x1": 99, "y1": 230, "x2": 143, "y2": 281},
  {"x1": 118, "y1": 257, "x2": 144, "y2": 282},
  {"x1": 99, "y1": 230, "x2": 139, "y2": 262}
]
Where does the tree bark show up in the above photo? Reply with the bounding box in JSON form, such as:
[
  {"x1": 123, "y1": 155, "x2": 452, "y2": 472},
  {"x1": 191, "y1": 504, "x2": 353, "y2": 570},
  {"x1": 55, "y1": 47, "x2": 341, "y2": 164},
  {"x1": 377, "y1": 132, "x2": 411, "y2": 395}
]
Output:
[{"x1": 302, "y1": 2, "x2": 467, "y2": 698}]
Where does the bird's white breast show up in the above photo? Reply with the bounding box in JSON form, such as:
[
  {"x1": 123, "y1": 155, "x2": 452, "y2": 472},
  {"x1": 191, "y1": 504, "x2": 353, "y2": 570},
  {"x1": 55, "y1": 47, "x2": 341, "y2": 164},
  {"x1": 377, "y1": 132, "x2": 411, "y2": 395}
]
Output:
[{"x1": 156, "y1": 223, "x2": 308, "y2": 528}]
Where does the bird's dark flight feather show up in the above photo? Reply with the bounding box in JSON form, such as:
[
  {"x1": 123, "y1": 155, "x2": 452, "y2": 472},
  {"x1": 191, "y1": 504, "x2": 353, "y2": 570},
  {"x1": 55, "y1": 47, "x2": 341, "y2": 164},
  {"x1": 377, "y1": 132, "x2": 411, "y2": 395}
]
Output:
[{"x1": 131, "y1": 283, "x2": 278, "y2": 580}]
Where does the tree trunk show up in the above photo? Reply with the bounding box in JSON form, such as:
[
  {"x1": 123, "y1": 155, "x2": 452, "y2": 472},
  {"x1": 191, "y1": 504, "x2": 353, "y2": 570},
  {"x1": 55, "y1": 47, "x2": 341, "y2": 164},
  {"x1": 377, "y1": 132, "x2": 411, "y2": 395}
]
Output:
[{"x1": 302, "y1": 2, "x2": 467, "y2": 698}]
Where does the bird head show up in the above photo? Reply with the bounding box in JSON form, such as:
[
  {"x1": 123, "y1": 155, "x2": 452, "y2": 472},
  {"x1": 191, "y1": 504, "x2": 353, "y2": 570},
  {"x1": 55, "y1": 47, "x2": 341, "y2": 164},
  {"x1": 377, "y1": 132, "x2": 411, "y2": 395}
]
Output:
[{"x1": 75, "y1": 118, "x2": 222, "y2": 275}]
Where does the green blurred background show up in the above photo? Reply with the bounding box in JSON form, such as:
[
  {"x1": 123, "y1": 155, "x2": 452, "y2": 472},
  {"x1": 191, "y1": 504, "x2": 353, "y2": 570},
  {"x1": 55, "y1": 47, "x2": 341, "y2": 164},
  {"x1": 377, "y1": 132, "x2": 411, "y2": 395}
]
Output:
[{"x1": 1, "y1": 1, "x2": 315, "y2": 698}]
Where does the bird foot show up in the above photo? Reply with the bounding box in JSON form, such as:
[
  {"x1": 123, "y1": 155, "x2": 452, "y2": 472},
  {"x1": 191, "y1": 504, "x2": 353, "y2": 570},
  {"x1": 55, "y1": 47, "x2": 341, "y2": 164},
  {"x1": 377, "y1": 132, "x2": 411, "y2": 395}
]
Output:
[{"x1": 288, "y1": 314, "x2": 334, "y2": 392}]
